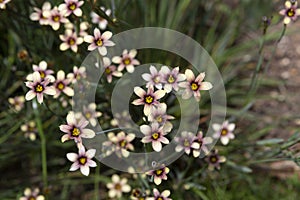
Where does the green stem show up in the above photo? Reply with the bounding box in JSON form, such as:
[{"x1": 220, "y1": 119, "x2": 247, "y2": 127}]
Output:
[
  {"x1": 94, "y1": 162, "x2": 100, "y2": 200},
  {"x1": 33, "y1": 101, "x2": 48, "y2": 189}
]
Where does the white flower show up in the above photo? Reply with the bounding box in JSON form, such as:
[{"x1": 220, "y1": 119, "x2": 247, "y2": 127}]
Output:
[
  {"x1": 29, "y1": 2, "x2": 52, "y2": 25},
  {"x1": 59, "y1": 29, "x2": 83, "y2": 52},
  {"x1": 178, "y1": 69, "x2": 212, "y2": 102},
  {"x1": 58, "y1": 0, "x2": 84, "y2": 17},
  {"x1": 212, "y1": 120, "x2": 235, "y2": 145},
  {"x1": 67, "y1": 146, "x2": 97, "y2": 176},
  {"x1": 84, "y1": 28, "x2": 115, "y2": 56},
  {"x1": 90, "y1": 7, "x2": 111, "y2": 30},
  {"x1": 25, "y1": 72, "x2": 56, "y2": 104},
  {"x1": 106, "y1": 174, "x2": 131, "y2": 198},
  {"x1": 112, "y1": 49, "x2": 140, "y2": 73}
]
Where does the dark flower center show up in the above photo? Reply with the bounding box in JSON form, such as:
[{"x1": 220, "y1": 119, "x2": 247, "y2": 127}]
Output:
[
  {"x1": 105, "y1": 67, "x2": 111, "y2": 74},
  {"x1": 123, "y1": 58, "x2": 131, "y2": 65},
  {"x1": 78, "y1": 156, "x2": 87, "y2": 165},
  {"x1": 155, "y1": 169, "x2": 163, "y2": 176},
  {"x1": 221, "y1": 128, "x2": 228, "y2": 136},
  {"x1": 114, "y1": 183, "x2": 122, "y2": 190},
  {"x1": 144, "y1": 95, "x2": 154, "y2": 104},
  {"x1": 167, "y1": 75, "x2": 175, "y2": 83},
  {"x1": 157, "y1": 197, "x2": 163, "y2": 200},
  {"x1": 35, "y1": 84, "x2": 44, "y2": 93},
  {"x1": 156, "y1": 115, "x2": 163, "y2": 123},
  {"x1": 287, "y1": 8, "x2": 295, "y2": 17},
  {"x1": 96, "y1": 39, "x2": 103, "y2": 46},
  {"x1": 29, "y1": 196, "x2": 36, "y2": 200},
  {"x1": 69, "y1": 3, "x2": 76, "y2": 10},
  {"x1": 119, "y1": 139, "x2": 127, "y2": 147},
  {"x1": 152, "y1": 132, "x2": 160, "y2": 140},
  {"x1": 71, "y1": 127, "x2": 81, "y2": 137},
  {"x1": 57, "y1": 82, "x2": 65, "y2": 90},
  {"x1": 190, "y1": 82, "x2": 199, "y2": 91},
  {"x1": 183, "y1": 139, "x2": 190, "y2": 147},
  {"x1": 53, "y1": 15, "x2": 60, "y2": 22},
  {"x1": 210, "y1": 156, "x2": 218, "y2": 163},
  {"x1": 68, "y1": 38, "x2": 75, "y2": 45}
]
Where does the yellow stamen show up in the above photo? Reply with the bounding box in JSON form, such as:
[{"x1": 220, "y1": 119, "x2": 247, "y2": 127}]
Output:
[
  {"x1": 57, "y1": 82, "x2": 65, "y2": 90},
  {"x1": 152, "y1": 132, "x2": 159, "y2": 140},
  {"x1": 72, "y1": 127, "x2": 80, "y2": 137},
  {"x1": 155, "y1": 169, "x2": 163, "y2": 175},
  {"x1": 168, "y1": 75, "x2": 175, "y2": 83},
  {"x1": 69, "y1": 3, "x2": 76, "y2": 10},
  {"x1": 79, "y1": 157, "x2": 87, "y2": 165},
  {"x1": 96, "y1": 39, "x2": 103, "y2": 46},
  {"x1": 35, "y1": 84, "x2": 44, "y2": 93},
  {"x1": 221, "y1": 128, "x2": 228, "y2": 136},
  {"x1": 123, "y1": 58, "x2": 131, "y2": 65},
  {"x1": 191, "y1": 82, "x2": 199, "y2": 91},
  {"x1": 145, "y1": 95, "x2": 154, "y2": 104}
]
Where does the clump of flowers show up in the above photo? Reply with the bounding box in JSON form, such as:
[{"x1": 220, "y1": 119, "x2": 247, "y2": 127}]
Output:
[
  {"x1": 102, "y1": 131, "x2": 135, "y2": 157},
  {"x1": 25, "y1": 72, "x2": 56, "y2": 104}
]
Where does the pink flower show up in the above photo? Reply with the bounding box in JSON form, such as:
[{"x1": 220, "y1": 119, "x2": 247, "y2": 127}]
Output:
[
  {"x1": 132, "y1": 86, "x2": 166, "y2": 116},
  {"x1": 44, "y1": 6, "x2": 69, "y2": 30},
  {"x1": 140, "y1": 122, "x2": 170, "y2": 152},
  {"x1": 174, "y1": 131, "x2": 199, "y2": 155},
  {"x1": 212, "y1": 120, "x2": 235, "y2": 145},
  {"x1": 279, "y1": 0, "x2": 300, "y2": 24},
  {"x1": 67, "y1": 146, "x2": 97, "y2": 176},
  {"x1": 160, "y1": 66, "x2": 186, "y2": 93},
  {"x1": 64, "y1": 21, "x2": 89, "y2": 37},
  {"x1": 29, "y1": 1, "x2": 51, "y2": 25},
  {"x1": 25, "y1": 72, "x2": 56, "y2": 104},
  {"x1": 90, "y1": 7, "x2": 111, "y2": 30},
  {"x1": 148, "y1": 188, "x2": 172, "y2": 200},
  {"x1": 146, "y1": 165, "x2": 170, "y2": 185},
  {"x1": 82, "y1": 103, "x2": 102, "y2": 127},
  {"x1": 192, "y1": 131, "x2": 213, "y2": 157},
  {"x1": 99, "y1": 57, "x2": 122, "y2": 83},
  {"x1": 103, "y1": 131, "x2": 135, "y2": 157},
  {"x1": 53, "y1": 70, "x2": 74, "y2": 98},
  {"x1": 148, "y1": 103, "x2": 174, "y2": 130},
  {"x1": 178, "y1": 69, "x2": 212, "y2": 102},
  {"x1": 205, "y1": 149, "x2": 226, "y2": 171},
  {"x1": 26, "y1": 60, "x2": 55, "y2": 82},
  {"x1": 142, "y1": 65, "x2": 163, "y2": 89},
  {"x1": 84, "y1": 28, "x2": 115, "y2": 55},
  {"x1": 112, "y1": 49, "x2": 140, "y2": 73},
  {"x1": 59, "y1": 29, "x2": 83, "y2": 52},
  {"x1": 67, "y1": 66, "x2": 86, "y2": 84},
  {"x1": 58, "y1": 0, "x2": 84, "y2": 17},
  {"x1": 59, "y1": 111, "x2": 95, "y2": 143}
]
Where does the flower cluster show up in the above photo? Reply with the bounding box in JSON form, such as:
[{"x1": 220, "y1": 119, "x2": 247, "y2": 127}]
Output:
[
  {"x1": 24, "y1": 61, "x2": 77, "y2": 104},
  {"x1": 30, "y1": 1, "x2": 114, "y2": 54}
]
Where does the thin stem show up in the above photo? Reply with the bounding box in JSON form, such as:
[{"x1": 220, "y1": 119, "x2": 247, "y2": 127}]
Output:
[
  {"x1": 33, "y1": 100, "x2": 48, "y2": 189},
  {"x1": 94, "y1": 162, "x2": 100, "y2": 200},
  {"x1": 264, "y1": 24, "x2": 287, "y2": 73}
]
